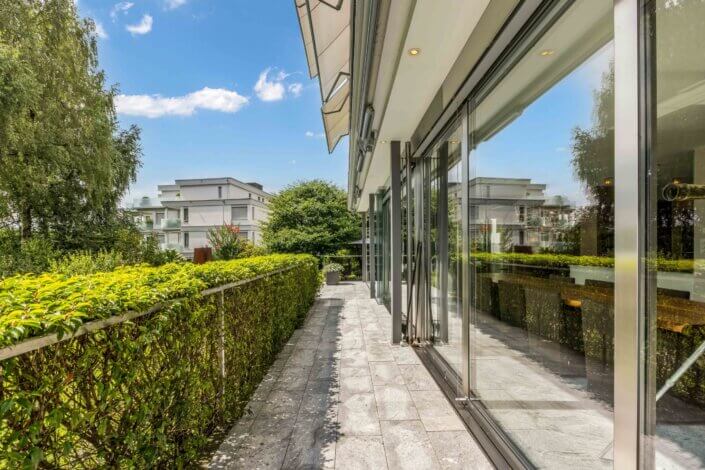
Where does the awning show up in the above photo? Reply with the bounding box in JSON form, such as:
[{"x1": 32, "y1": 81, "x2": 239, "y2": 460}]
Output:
[{"x1": 295, "y1": 0, "x2": 351, "y2": 153}]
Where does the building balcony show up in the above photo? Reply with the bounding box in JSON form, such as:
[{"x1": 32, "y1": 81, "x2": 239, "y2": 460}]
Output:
[
  {"x1": 159, "y1": 242, "x2": 182, "y2": 251},
  {"x1": 136, "y1": 220, "x2": 154, "y2": 231},
  {"x1": 160, "y1": 218, "x2": 181, "y2": 230}
]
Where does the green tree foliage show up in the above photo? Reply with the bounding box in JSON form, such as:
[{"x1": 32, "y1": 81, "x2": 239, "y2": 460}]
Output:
[
  {"x1": 0, "y1": 0, "x2": 141, "y2": 248},
  {"x1": 208, "y1": 224, "x2": 249, "y2": 260},
  {"x1": 262, "y1": 180, "x2": 360, "y2": 255}
]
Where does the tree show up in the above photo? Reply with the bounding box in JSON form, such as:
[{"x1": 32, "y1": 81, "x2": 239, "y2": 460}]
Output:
[
  {"x1": 0, "y1": 0, "x2": 141, "y2": 249},
  {"x1": 208, "y1": 224, "x2": 249, "y2": 260},
  {"x1": 262, "y1": 180, "x2": 359, "y2": 255}
]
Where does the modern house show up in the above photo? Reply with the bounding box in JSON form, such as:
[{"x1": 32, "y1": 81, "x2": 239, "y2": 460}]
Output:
[
  {"x1": 297, "y1": 0, "x2": 705, "y2": 468},
  {"x1": 129, "y1": 178, "x2": 271, "y2": 258}
]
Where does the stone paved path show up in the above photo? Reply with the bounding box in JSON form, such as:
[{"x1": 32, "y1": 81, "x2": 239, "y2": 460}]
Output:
[{"x1": 208, "y1": 282, "x2": 493, "y2": 470}]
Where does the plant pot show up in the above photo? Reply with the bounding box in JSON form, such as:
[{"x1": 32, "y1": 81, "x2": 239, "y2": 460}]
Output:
[{"x1": 326, "y1": 271, "x2": 340, "y2": 285}]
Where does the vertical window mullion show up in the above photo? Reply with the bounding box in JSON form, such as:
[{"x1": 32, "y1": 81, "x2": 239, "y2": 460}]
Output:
[{"x1": 613, "y1": 0, "x2": 642, "y2": 467}]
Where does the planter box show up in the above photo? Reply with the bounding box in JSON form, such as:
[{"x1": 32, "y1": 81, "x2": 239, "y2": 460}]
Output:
[
  {"x1": 569, "y1": 265, "x2": 697, "y2": 300},
  {"x1": 326, "y1": 271, "x2": 340, "y2": 285}
]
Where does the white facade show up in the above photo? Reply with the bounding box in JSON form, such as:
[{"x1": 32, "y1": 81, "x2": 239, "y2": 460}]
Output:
[
  {"x1": 467, "y1": 177, "x2": 575, "y2": 252},
  {"x1": 129, "y1": 178, "x2": 271, "y2": 258}
]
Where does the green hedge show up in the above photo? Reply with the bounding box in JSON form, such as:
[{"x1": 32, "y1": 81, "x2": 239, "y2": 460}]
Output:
[
  {"x1": 471, "y1": 252, "x2": 694, "y2": 273},
  {"x1": 0, "y1": 254, "x2": 320, "y2": 468}
]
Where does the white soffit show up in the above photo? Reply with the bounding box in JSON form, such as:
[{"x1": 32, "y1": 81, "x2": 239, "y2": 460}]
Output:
[
  {"x1": 358, "y1": 0, "x2": 491, "y2": 210},
  {"x1": 295, "y1": 0, "x2": 351, "y2": 153}
]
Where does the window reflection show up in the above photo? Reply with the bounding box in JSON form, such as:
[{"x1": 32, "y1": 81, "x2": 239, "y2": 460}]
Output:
[
  {"x1": 645, "y1": 0, "x2": 705, "y2": 467},
  {"x1": 468, "y1": 0, "x2": 615, "y2": 466}
]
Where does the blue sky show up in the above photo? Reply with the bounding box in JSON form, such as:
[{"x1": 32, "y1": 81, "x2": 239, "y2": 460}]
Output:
[
  {"x1": 475, "y1": 43, "x2": 613, "y2": 208},
  {"x1": 75, "y1": 0, "x2": 348, "y2": 203}
]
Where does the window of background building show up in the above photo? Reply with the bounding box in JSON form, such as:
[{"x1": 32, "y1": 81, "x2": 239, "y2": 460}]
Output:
[
  {"x1": 218, "y1": 186, "x2": 222, "y2": 198},
  {"x1": 232, "y1": 206, "x2": 247, "y2": 221},
  {"x1": 183, "y1": 207, "x2": 189, "y2": 223},
  {"x1": 184, "y1": 232, "x2": 189, "y2": 248}
]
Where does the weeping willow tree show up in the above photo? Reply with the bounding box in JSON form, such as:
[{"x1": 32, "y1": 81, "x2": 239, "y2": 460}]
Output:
[{"x1": 0, "y1": 0, "x2": 141, "y2": 250}]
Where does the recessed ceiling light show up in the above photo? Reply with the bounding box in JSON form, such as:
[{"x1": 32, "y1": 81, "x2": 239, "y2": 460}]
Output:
[
  {"x1": 450, "y1": 140, "x2": 459, "y2": 145},
  {"x1": 540, "y1": 49, "x2": 555, "y2": 57},
  {"x1": 379, "y1": 140, "x2": 387, "y2": 144},
  {"x1": 408, "y1": 48, "x2": 421, "y2": 56}
]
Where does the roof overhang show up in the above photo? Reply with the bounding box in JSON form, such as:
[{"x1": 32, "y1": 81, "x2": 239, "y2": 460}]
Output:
[{"x1": 295, "y1": 0, "x2": 351, "y2": 153}]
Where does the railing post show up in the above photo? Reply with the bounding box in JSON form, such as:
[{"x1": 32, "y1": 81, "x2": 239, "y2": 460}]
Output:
[{"x1": 218, "y1": 289, "x2": 226, "y2": 406}]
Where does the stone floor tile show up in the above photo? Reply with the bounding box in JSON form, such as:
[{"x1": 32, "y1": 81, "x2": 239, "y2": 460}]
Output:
[
  {"x1": 335, "y1": 435, "x2": 388, "y2": 470},
  {"x1": 274, "y1": 366, "x2": 311, "y2": 391},
  {"x1": 427, "y1": 431, "x2": 494, "y2": 470},
  {"x1": 341, "y1": 375, "x2": 373, "y2": 394},
  {"x1": 399, "y1": 364, "x2": 439, "y2": 391},
  {"x1": 370, "y1": 362, "x2": 405, "y2": 386},
  {"x1": 366, "y1": 343, "x2": 395, "y2": 362},
  {"x1": 391, "y1": 346, "x2": 422, "y2": 365},
  {"x1": 381, "y1": 420, "x2": 441, "y2": 470},
  {"x1": 340, "y1": 348, "x2": 368, "y2": 368},
  {"x1": 338, "y1": 392, "x2": 381, "y2": 435},
  {"x1": 374, "y1": 385, "x2": 419, "y2": 421},
  {"x1": 410, "y1": 390, "x2": 465, "y2": 432}
]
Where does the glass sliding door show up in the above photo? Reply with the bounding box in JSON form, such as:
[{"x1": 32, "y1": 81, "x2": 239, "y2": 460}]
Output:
[
  {"x1": 466, "y1": 0, "x2": 615, "y2": 467},
  {"x1": 427, "y1": 120, "x2": 465, "y2": 375},
  {"x1": 643, "y1": 0, "x2": 705, "y2": 467}
]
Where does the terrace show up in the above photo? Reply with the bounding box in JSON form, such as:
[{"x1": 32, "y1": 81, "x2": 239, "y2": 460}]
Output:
[{"x1": 209, "y1": 282, "x2": 491, "y2": 469}]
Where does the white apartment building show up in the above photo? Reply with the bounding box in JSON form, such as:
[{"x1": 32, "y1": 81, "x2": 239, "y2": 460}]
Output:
[
  {"x1": 129, "y1": 178, "x2": 271, "y2": 258},
  {"x1": 466, "y1": 177, "x2": 575, "y2": 252}
]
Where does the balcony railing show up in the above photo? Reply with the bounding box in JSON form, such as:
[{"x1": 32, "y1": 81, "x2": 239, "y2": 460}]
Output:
[
  {"x1": 160, "y1": 218, "x2": 181, "y2": 230},
  {"x1": 160, "y1": 242, "x2": 182, "y2": 251},
  {"x1": 137, "y1": 220, "x2": 154, "y2": 231}
]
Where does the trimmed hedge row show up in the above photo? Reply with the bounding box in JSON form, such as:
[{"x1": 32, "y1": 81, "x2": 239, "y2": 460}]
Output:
[
  {"x1": 471, "y1": 252, "x2": 694, "y2": 273},
  {"x1": 0, "y1": 254, "x2": 320, "y2": 468}
]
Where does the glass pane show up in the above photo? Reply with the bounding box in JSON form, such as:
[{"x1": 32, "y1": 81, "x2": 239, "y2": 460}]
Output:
[
  {"x1": 468, "y1": 0, "x2": 614, "y2": 466},
  {"x1": 429, "y1": 149, "x2": 441, "y2": 337},
  {"x1": 644, "y1": 0, "x2": 705, "y2": 467},
  {"x1": 429, "y1": 121, "x2": 465, "y2": 374},
  {"x1": 232, "y1": 206, "x2": 247, "y2": 220}
]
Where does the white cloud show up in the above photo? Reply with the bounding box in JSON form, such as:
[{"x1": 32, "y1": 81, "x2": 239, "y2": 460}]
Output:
[
  {"x1": 165, "y1": 0, "x2": 188, "y2": 10},
  {"x1": 290, "y1": 159, "x2": 297, "y2": 165},
  {"x1": 254, "y1": 68, "x2": 286, "y2": 102},
  {"x1": 115, "y1": 87, "x2": 249, "y2": 118},
  {"x1": 110, "y1": 1, "x2": 134, "y2": 21},
  {"x1": 305, "y1": 131, "x2": 325, "y2": 139},
  {"x1": 94, "y1": 21, "x2": 108, "y2": 39},
  {"x1": 126, "y1": 14, "x2": 153, "y2": 35},
  {"x1": 288, "y1": 83, "x2": 303, "y2": 97}
]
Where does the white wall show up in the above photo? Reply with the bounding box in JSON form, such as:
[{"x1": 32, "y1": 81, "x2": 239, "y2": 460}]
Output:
[
  {"x1": 188, "y1": 231, "x2": 209, "y2": 249},
  {"x1": 184, "y1": 206, "x2": 228, "y2": 226}
]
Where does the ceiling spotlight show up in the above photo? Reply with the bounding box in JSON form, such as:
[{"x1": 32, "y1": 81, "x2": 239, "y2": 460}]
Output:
[
  {"x1": 540, "y1": 49, "x2": 555, "y2": 57},
  {"x1": 450, "y1": 140, "x2": 459, "y2": 145},
  {"x1": 379, "y1": 140, "x2": 387, "y2": 144},
  {"x1": 408, "y1": 48, "x2": 421, "y2": 56}
]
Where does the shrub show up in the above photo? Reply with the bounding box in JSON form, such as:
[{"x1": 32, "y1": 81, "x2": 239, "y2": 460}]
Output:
[
  {"x1": 208, "y1": 224, "x2": 248, "y2": 260},
  {"x1": 471, "y1": 252, "x2": 694, "y2": 273},
  {"x1": 0, "y1": 254, "x2": 320, "y2": 468},
  {"x1": 322, "y1": 262, "x2": 344, "y2": 274},
  {"x1": 49, "y1": 250, "x2": 126, "y2": 276},
  {"x1": 0, "y1": 231, "x2": 59, "y2": 277}
]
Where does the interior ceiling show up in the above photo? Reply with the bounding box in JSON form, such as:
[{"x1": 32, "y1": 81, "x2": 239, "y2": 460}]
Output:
[{"x1": 356, "y1": 0, "x2": 491, "y2": 212}]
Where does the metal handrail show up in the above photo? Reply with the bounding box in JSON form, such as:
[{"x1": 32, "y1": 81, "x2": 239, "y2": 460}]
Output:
[{"x1": 0, "y1": 265, "x2": 296, "y2": 361}]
